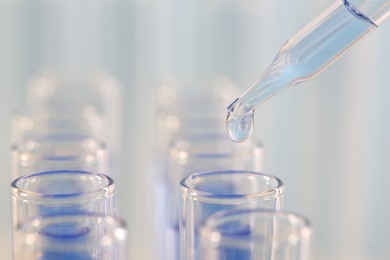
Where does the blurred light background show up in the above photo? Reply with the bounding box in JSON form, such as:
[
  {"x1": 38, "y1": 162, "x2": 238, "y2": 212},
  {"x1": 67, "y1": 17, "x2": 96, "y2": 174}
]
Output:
[{"x1": 0, "y1": 0, "x2": 389, "y2": 259}]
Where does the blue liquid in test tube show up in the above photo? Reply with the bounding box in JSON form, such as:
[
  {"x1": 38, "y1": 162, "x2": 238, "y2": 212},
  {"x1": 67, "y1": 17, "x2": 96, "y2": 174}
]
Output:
[{"x1": 14, "y1": 213, "x2": 128, "y2": 260}]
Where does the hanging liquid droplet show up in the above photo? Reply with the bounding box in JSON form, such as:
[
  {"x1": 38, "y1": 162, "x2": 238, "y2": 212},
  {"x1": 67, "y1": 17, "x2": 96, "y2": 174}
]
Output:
[{"x1": 226, "y1": 111, "x2": 254, "y2": 143}]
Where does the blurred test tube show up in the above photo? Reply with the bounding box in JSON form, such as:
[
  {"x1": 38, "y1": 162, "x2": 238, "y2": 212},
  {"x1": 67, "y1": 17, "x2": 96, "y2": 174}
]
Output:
[
  {"x1": 155, "y1": 75, "x2": 240, "y2": 152},
  {"x1": 163, "y1": 133, "x2": 263, "y2": 260},
  {"x1": 153, "y1": 75, "x2": 242, "y2": 259},
  {"x1": 13, "y1": 213, "x2": 128, "y2": 260},
  {"x1": 11, "y1": 134, "x2": 107, "y2": 179},
  {"x1": 199, "y1": 208, "x2": 311, "y2": 260},
  {"x1": 11, "y1": 70, "x2": 123, "y2": 179}
]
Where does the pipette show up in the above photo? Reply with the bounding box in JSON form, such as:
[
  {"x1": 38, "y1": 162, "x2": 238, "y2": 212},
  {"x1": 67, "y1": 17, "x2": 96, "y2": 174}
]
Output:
[{"x1": 226, "y1": 0, "x2": 390, "y2": 142}]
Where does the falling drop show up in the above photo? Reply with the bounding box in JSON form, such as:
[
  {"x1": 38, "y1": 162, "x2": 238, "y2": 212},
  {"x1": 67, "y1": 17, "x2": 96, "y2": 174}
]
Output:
[{"x1": 226, "y1": 111, "x2": 254, "y2": 143}]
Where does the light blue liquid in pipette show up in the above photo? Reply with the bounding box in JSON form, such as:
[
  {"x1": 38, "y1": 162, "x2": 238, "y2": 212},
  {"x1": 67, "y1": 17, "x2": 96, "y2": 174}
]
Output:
[{"x1": 227, "y1": 1, "x2": 377, "y2": 142}]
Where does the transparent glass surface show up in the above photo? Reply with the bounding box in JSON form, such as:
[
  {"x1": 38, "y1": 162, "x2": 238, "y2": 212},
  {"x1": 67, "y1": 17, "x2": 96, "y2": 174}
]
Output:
[
  {"x1": 12, "y1": 134, "x2": 107, "y2": 178},
  {"x1": 11, "y1": 102, "x2": 103, "y2": 143},
  {"x1": 180, "y1": 170, "x2": 284, "y2": 260},
  {"x1": 199, "y1": 208, "x2": 311, "y2": 260},
  {"x1": 11, "y1": 170, "x2": 115, "y2": 230},
  {"x1": 11, "y1": 70, "x2": 123, "y2": 179},
  {"x1": 164, "y1": 132, "x2": 263, "y2": 260},
  {"x1": 154, "y1": 76, "x2": 241, "y2": 260},
  {"x1": 13, "y1": 213, "x2": 128, "y2": 260}
]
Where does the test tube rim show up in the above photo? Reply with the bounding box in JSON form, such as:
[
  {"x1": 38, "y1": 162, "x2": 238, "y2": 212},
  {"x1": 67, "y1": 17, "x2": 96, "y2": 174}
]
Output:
[
  {"x1": 180, "y1": 170, "x2": 284, "y2": 204},
  {"x1": 11, "y1": 170, "x2": 115, "y2": 202}
]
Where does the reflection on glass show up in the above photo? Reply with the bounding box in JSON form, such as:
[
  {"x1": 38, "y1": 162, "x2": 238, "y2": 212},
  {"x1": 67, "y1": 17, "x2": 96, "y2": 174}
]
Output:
[
  {"x1": 13, "y1": 213, "x2": 128, "y2": 260},
  {"x1": 200, "y1": 208, "x2": 311, "y2": 260}
]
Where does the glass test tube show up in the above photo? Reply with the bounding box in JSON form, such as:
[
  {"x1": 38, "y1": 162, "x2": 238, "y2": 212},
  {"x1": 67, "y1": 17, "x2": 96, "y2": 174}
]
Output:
[
  {"x1": 11, "y1": 70, "x2": 123, "y2": 179},
  {"x1": 153, "y1": 76, "x2": 240, "y2": 260},
  {"x1": 13, "y1": 213, "x2": 128, "y2": 260},
  {"x1": 11, "y1": 134, "x2": 108, "y2": 179},
  {"x1": 20, "y1": 70, "x2": 122, "y2": 140},
  {"x1": 156, "y1": 76, "x2": 240, "y2": 152},
  {"x1": 11, "y1": 170, "x2": 115, "y2": 231},
  {"x1": 180, "y1": 170, "x2": 284, "y2": 260},
  {"x1": 199, "y1": 208, "x2": 311, "y2": 260},
  {"x1": 165, "y1": 133, "x2": 263, "y2": 260},
  {"x1": 25, "y1": 70, "x2": 123, "y2": 175},
  {"x1": 11, "y1": 102, "x2": 103, "y2": 144}
]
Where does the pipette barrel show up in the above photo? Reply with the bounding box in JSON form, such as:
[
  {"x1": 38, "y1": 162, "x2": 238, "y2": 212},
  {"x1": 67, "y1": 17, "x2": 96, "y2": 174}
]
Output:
[{"x1": 226, "y1": 0, "x2": 390, "y2": 142}]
